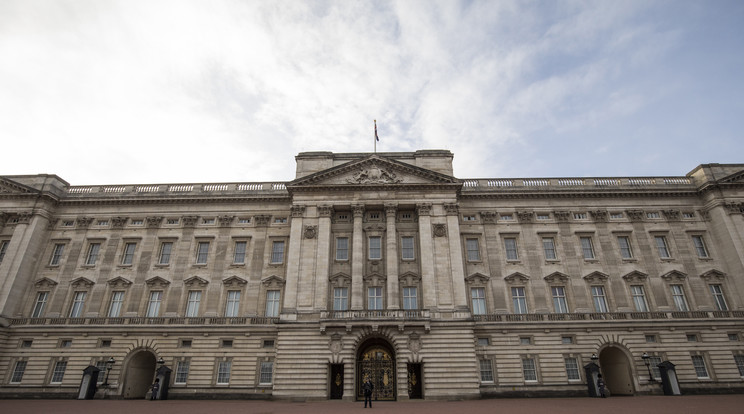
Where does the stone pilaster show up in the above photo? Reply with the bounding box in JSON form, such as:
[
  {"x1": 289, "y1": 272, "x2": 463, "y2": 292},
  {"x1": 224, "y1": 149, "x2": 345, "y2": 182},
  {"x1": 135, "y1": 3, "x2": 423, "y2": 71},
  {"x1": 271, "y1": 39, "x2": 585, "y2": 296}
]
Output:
[
  {"x1": 385, "y1": 203, "x2": 400, "y2": 309},
  {"x1": 417, "y1": 203, "x2": 437, "y2": 309},
  {"x1": 351, "y1": 204, "x2": 365, "y2": 310},
  {"x1": 283, "y1": 205, "x2": 305, "y2": 312},
  {"x1": 444, "y1": 203, "x2": 468, "y2": 310},
  {"x1": 314, "y1": 205, "x2": 333, "y2": 310}
]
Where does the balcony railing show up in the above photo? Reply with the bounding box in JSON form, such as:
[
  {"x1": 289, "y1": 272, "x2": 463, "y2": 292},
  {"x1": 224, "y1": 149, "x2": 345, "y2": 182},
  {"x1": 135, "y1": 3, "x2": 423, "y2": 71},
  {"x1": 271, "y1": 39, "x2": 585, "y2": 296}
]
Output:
[
  {"x1": 66, "y1": 182, "x2": 289, "y2": 197},
  {"x1": 461, "y1": 176, "x2": 694, "y2": 191},
  {"x1": 473, "y1": 310, "x2": 744, "y2": 322},
  {"x1": 320, "y1": 310, "x2": 430, "y2": 320},
  {"x1": 7, "y1": 316, "x2": 280, "y2": 326}
]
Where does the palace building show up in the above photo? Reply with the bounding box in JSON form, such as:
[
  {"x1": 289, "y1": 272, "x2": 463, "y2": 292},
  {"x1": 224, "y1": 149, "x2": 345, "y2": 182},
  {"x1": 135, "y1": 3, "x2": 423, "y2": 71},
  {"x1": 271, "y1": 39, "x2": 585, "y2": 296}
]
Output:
[{"x1": 1, "y1": 150, "x2": 743, "y2": 400}]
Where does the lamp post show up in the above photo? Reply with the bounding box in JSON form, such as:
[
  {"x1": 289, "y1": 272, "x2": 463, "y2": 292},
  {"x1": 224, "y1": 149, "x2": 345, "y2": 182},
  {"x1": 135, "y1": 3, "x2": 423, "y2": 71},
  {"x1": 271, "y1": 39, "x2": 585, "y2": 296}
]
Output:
[
  {"x1": 157, "y1": 357, "x2": 165, "y2": 366},
  {"x1": 642, "y1": 352, "x2": 655, "y2": 383},
  {"x1": 591, "y1": 353, "x2": 598, "y2": 365},
  {"x1": 102, "y1": 357, "x2": 115, "y2": 386}
]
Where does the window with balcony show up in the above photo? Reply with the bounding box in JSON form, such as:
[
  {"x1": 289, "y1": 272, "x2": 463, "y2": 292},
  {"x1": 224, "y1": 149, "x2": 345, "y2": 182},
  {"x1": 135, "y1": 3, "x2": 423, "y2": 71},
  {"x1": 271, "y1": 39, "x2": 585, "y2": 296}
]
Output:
[
  {"x1": 630, "y1": 285, "x2": 649, "y2": 312},
  {"x1": 471, "y1": 287, "x2": 486, "y2": 315},
  {"x1": 511, "y1": 287, "x2": 528, "y2": 314},
  {"x1": 265, "y1": 290, "x2": 281, "y2": 317}
]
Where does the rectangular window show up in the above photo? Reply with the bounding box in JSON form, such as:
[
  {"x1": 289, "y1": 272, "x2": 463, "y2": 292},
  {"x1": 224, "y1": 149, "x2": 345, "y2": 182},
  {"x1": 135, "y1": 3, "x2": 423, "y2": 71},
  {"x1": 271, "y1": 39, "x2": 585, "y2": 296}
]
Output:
[
  {"x1": 561, "y1": 336, "x2": 573, "y2": 345},
  {"x1": 520, "y1": 337, "x2": 532, "y2": 345},
  {"x1": 259, "y1": 361, "x2": 273, "y2": 384},
  {"x1": 158, "y1": 242, "x2": 173, "y2": 265},
  {"x1": 368, "y1": 236, "x2": 382, "y2": 260},
  {"x1": 11, "y1": 360, "x2": 27, "y2": 383},
  {"x1": 631, "y1": 285, "x2": 649, "y2": 312},
  {"x1": 710, "y1": 285, "x2": 728, "y2": 311},
  {"x1": 336, "y1": 237, "x2": 349, "y2": 261},
  {"x1": 216, "y1": 360, "x2": 231, "y2": 384},
  {"x1": 146, "y1": 291, "x2": 163, "y2": 317},
  {"x1": 85, "y1": 243, "x2": 101, "y2": 265},
  {"x1": 477, "y1": 337, "x2": 490, "y2": 346},
  {"x1": 466, "y1": 238, "x2": 481, "y2": 261},
  {"x1": 121, "y1": 242, "x2": 136, "y2": 265},
  {"x1": 542, "y1": 237, "x2": 556, "y2": 260},
  {"x1": 51, "y1": 360, "x2": 67, "y2": 383},
  {"x1": 580, "y1": 237, "x2": 595, "y2": 259},
  {"x1": 185, "y1": 291, "x2": 201, "y2": 317},
  {"x1": 31, "y1": 292, "x2": 48, "y2": 318},
  {"x1": 271, "y1": 241, "x2": 285, "y2": 264},
  {"x1": 69, "y1": 291, "x2": 86, "y2": 317},
  {"x1": 50, "y1": 243, "x2": 65, "y2": 265},
  {"x1": 655, "y1": 236, "x2": 670, "y2": 258},
  {"x1": 647, "y1": 212, "x2": 661, "y2": 219},
  {"x1": 0, "y1": 240, "x2": 9, "y2": 263},
  {"x1": 368, "y1": 287, "x2": 383, "y2": 310},
  {"x1": 471, "y1": 287, "x2": 486, "y2": 315},
  {"x1": 511, "y1": 287, "x2": 528, "y2": 314},
  {"x1": 522, "y1": 357, "x2": 537, "y2": 382},
  {"x1": 729, "y1": 333, "x2": 740, "y2": 341},
  {"x1": 650, "y1": 356, "x2": 662, "y2": 379},
  {"x1": 504, "y1": 238, "x2": 518, "y2": 261},
  {"x1": 108, "y1": 291, "x2": 124, "y2": 318},
  {"x1": 552, "y1": 286, "x2": 569, "y2": 313},
  {"x1": 225, "y1": 290, "x2": 241, "y2": 317},
  {"x1": 645, "y1": 335, "x2": 657, "y2": 343},
  {"x1": 265, "y1": 290, "x2": 280, "y2": 317},
  {"x1": 591, "y1": 286, "x2": 608, "y2": 313},
  {"x1": 687, "y1": 334, "x2": 698, "y2": 342},
  {"x1": 403, "y1": 287, "x2": 418, "y2": 310},
  {"x1": 565, "y1": 357, "x2": 581, "y2": 380},
  {"x1": 21, "y1": 340, "x2": 33, "y2": 348},
  {"x1": 734, "y1": 355, "x2": 744, "y2": 377},
  {"x1": 610, "y1": 212, "x2": 624, "y2": 219},
  {"x1": 479, "y1": 359, "x2": 494, "y2": 382},
  {"x1": 573, "y1": 212, "x2": 587, "y2": 220},
  {"x1": 233, "y1": 241, "x2": 247, "y2": 264},
  {"x1": 537, "y1": 214, "x2": 550, "y2": 220},
  {"x1": 617, "y1": 236, "x2": 633, "y2": 259},
  {"x1": 691, "y1": 355, "x2": 709, "y2": 378},
  {"x1": 333, "y1": 287, "x2": 348, "y2": 311},
  {"x1": 401, "y1": 236, "x2": 415, "y2": 260},
  {"x1": 195, "y1": 241, "x2": 209, "y2": 264},
  {"x1": 175, "y1": 360, "x2": 190, "y2": 384},
  {"x1": 692, "y1": 236, "x2": 709, "y2": 258},
  {"x1": 671, "y1": 285, "x2": 689, "y2": 311}
]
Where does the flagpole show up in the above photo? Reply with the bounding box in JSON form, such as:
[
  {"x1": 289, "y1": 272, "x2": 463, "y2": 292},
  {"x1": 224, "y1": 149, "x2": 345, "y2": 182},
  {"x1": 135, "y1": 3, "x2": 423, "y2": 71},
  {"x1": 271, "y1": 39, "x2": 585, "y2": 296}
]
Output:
[{"x1": 374, "y1": 120, "x2": 377, "y2": 153}]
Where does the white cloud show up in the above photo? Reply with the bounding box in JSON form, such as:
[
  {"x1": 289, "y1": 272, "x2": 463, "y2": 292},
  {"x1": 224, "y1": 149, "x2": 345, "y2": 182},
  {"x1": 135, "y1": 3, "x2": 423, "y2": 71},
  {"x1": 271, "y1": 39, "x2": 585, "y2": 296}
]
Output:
[{"x1": 1, "y1": 0, "x2": 742, "y2": 184}]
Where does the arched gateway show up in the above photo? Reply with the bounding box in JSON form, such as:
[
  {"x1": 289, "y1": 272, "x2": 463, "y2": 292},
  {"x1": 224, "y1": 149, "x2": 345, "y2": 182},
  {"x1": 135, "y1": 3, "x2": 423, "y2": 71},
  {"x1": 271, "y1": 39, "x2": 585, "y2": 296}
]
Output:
[
  {"x1": 121, "y1": 349, "x2": 157, "y2": 399},
  {"x1": 598, "y1": 346, "x2": 635, "y2": 395},
  {"x1": 356, "y1": 338, "x2": 396, "y2": 401}
]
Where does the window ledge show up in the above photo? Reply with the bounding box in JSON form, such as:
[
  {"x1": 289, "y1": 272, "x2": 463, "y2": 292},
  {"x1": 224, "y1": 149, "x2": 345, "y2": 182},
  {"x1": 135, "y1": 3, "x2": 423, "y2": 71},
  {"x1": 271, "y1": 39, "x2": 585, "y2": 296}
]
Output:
[
  {"x1": 621, "y1": 258, "x2": 637, "y2": 263},
  {"x1": 697, "y1": 257, "x2": 713, "y2": 261},
  {"x1": 117, "y1": 264, "x2": 133, "y2": 268},
  {"x1": 230, "y1": 263, "x2": 246, "y2": 267},
  {"x1": 192, "y1": 264, "x2": 208, "y2": 268},
  {"x1": 154, "y1": 264, "x2": 170, "y2": 268}
]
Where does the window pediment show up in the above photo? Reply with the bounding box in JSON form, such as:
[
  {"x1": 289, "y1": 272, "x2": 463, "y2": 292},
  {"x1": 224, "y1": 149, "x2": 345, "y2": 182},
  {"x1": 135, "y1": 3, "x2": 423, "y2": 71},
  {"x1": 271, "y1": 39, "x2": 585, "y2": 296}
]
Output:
[
  {"x1": 33, "y1": 277, "x2": 58, "y2": 288},
  {"x1": 583, "y1": 271, "x2": 609, "y2": 283},
  {"x1": 363, "y1": 272, "x2": 386, "y2": 285},
  {"x1": 544, "y1": 272, "x2": 569, "y2": 284},
  {"x1": 70, "y1": 277, "x2": 95, "y2": 288},
  {"x1": 621, "y1": 271, "x2": 648, "y2": 283},
  {"x1": 106, "y1": 276, "x2": 133, "y2": 288},
  {"x1": 660, "y1": 270, "x2": 687, "y2": 282},
  {"x1": 398, "y1": 272, "x2": 420, "y2": 286},
  {"x1": 700, "y1": 269, "x2": 725, "y2": 281},
  {"x1": 329, "y1": 272, "x2": 351, "y2": 287},
  {"x1": 504, "y1": 272, "x2": 530, "y2": 284},
  {"x1": 145, "y1": 276, "x2": 171, "y2": 288},
  {"x1": 465, "y1": 273, "x2": 490, "y2": 285},
  {"x1": 184, "y1": 276, "x2": 209, "y2": 288},
  {"x1": 222, "y1": 275, "x2": 248, "y2": 287},
  {"x1": 261, "y1": 275, "x2": 285, "y2": 288}
]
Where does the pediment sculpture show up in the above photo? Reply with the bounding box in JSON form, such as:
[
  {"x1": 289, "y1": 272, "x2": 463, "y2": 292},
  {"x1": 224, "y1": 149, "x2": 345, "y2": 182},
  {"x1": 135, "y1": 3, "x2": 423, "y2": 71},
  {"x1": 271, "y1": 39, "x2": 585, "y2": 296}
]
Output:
[{"x1": 346, "y1": 163, "x2": 402, "y2": 184}]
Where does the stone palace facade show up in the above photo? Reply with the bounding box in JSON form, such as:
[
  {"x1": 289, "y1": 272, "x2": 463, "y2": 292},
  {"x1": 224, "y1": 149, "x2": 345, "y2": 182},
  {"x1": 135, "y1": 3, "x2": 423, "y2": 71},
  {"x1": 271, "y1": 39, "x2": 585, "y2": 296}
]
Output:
[{"x1": 1, "y1": 150, "x2": 743, "y2": 400}]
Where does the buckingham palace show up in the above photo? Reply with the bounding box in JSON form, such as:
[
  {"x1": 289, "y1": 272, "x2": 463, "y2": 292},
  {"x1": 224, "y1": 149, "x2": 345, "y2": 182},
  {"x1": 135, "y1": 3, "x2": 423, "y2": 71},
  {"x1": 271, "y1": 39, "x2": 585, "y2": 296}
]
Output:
[{"x1": 1, "y1": 150, "x2": 743, "y2": 400}]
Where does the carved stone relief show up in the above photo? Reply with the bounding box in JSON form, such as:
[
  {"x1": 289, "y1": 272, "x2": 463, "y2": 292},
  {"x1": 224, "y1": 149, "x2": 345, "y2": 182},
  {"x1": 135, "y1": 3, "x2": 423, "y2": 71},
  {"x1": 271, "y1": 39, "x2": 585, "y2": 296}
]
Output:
[{"x1": 346, "y1": 163, "x2": 402, "y2": 184}]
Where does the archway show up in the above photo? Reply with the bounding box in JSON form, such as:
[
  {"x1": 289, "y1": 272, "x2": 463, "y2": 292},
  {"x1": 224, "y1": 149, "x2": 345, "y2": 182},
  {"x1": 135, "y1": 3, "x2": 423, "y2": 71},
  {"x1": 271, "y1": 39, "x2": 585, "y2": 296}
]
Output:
[
  {"x1": 122, "y1": 350, "x2": 157, "y2": 399},
  {"x1": 599, "y1": 346, "x2": 635, "y2": 395},
  {"x1": 356, "y1": 338, "x2": 396, "y2": 401}
]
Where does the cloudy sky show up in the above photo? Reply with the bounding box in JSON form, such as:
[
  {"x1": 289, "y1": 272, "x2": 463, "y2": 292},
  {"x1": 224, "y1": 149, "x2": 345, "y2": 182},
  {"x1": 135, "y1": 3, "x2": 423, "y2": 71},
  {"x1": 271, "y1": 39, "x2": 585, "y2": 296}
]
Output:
[{"x1": 1, "y1": 0, "x2": 742, "y2": 185}]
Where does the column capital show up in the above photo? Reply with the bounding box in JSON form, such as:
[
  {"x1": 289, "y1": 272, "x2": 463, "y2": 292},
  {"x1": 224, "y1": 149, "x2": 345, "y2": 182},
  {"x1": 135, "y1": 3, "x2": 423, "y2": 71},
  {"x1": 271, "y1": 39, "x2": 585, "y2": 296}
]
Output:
[
  {"x1": 443, "y1": 203, "x2": 459, "y2": 216},
  {"x1": 480, "y1": 211, "x2": 497, "y2": 224},
  {"x1": 352, "y1": 204, "x2": 365, "y2": 217},
  {"x1": 291, "y1": 205, "x2": 306, "y2": 218},
  {"x1": 384, "y1": 203, "x2": 397, "y2": 217},
  {"x1": 416, "y1": 203, "x2": 432, "y2": 216},
  {"x1": 318, "y1": 205, "x2": 334, "y2": 218}
]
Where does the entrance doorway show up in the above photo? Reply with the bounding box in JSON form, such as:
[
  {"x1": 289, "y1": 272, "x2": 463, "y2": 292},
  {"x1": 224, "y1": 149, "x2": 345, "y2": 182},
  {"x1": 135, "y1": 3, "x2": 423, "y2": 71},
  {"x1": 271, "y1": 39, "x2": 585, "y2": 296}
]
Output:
[
  {"x1": 356, "y1": 339, "x2": 396, "y2": 401},
  {"x1": 599, "y1": 347, "x2": 635, "y2": 395},
  {"x1": 407, "y1": 363, "x2": 422, "y2": 399},
  {"x1": 122, "y1": 350, "x2": 157, "y2": 399},
  {"x1": 329, "y1": 364, "x2": 344, "y2": 399}
]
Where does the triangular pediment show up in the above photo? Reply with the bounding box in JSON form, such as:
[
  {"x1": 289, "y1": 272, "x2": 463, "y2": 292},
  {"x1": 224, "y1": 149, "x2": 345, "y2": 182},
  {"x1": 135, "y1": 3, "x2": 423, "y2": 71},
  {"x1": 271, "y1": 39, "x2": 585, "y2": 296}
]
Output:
[
  {"x1": 0, "y1": 177, "x2": 39, "y2": 195},
  {"x1": 504, "y1": 272, "x2": 530, "y2": 284},
  {"x1": 544, "y1": 272, "x2": 570, "y2": 284},
  {"x1": 287, "y1": 155, "x2": 461, "y2": 190},
  {"x1": 700, "y1": 269, "x2": 726, "y2": 281},
  {"x1": 222, "y1": 275, "x2": 248, "y2": 287},
  {"x1": 70, "y1": 277, "x2": 95, "y2": 288},
  {"x1": 145, "y1": 276, "x2": 171, "y2": 287},
  {"x1": 107, "y1": 276, "x2": 133, "y2": 288},
  {"x1": 34, "y1": 277, "x2": 58, "y2": 288},
  {"x1": 583, "y1": 271, "x2": 609, "y2": 283},
  {"x1": 719, "y1": 168, "x2": 744, "y2": 184},
  {"x1": 184, "y1": 276, "x2": 209, "y2": 287},
  {"x1": 466, "y1": 272, "x2": 490, "y2": 285},
  {"x1": 261, "y1": 275, "x2": 285, "y2": 288},
  {"x1": 660, "y1": 270, "x2": 687, "y2": 282},
  {"x1": 622, "y1": 271, "x2": 648, "y2": 283}
]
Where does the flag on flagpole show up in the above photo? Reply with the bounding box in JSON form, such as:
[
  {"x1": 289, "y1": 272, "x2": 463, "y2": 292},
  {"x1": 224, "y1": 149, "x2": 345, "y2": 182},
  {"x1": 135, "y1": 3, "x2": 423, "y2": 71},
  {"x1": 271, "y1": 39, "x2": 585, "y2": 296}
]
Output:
[{"x1": 374, "y1": 120, "x2": 379, "y2": 141}]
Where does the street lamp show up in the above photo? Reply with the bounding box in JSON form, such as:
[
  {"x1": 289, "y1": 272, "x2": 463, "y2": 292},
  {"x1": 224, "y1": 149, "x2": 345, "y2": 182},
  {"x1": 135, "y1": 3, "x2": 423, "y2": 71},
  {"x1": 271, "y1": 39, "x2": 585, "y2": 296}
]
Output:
[
  {"x1": 642, "y1": 352, "x2": 655, "y2": 383},
  {"x1": 157, "y1": 357, "x2": 165, "y2": 366},
  {"x1": 102, "y1": 357, "x2": 115, "y2": 386},
  {"x1": 591, "y1": 353, "x2": 598, "y2": 364}
]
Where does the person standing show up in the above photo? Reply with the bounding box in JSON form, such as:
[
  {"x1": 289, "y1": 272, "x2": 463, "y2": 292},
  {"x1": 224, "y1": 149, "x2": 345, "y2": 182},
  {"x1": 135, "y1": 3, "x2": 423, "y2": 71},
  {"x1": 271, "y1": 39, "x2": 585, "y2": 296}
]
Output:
[
  {"x1": 363, "y1": 378, "x2": 374, "y2": 408},
  {"x1": 597, "y1": 374, "x2": 606, "y2": 398},
  {"x1": 150, "y1": 378, "x2": 160, "y2": 400}
]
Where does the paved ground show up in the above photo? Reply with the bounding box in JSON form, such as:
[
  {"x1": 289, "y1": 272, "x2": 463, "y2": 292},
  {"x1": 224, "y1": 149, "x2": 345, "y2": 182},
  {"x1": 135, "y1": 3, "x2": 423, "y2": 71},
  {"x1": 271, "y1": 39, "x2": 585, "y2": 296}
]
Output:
[{"x1": 1, "y1": 395, "x2": 743, "y2": 414}]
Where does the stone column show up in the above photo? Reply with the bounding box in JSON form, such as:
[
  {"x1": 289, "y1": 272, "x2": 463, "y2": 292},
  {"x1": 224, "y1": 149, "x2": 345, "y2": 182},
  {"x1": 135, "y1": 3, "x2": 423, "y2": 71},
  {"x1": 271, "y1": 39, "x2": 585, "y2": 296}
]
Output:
[
  {"x1": 417, "y1": 203, "x2": 437, "y2": 309},
  {"x1": 444, "y1": 203, "x2": 468, "y2": 310},
  {"x1": 283, "y1": 205, "x2": 305, "y2": 312},
  {"x1": 385, "y1": 203, "x2": 400, "y2": 309},
  {"x1": 0, "y1": 212, "x2": 48, "y2": 316},
  {"x1": 351, "y1": 204, "x2": 365, "y2": 310},
  {"x1": 314, "y1": 205, "x2": 333, "y2": 310}
]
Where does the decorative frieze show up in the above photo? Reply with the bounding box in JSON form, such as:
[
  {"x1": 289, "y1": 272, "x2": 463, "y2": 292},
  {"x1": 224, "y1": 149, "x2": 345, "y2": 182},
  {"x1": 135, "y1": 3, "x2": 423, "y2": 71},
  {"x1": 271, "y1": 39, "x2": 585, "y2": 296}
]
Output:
[
  {"x1": 517, "y1": 211, "x2": 534, "y2": 223},
  {"x1": 111, "y1": 216, "x2": 128, "y2": 229},
  {"x1": 662, "y1": 209, "x2": 681, "y2": 221},
  {"x1": 625, "y1": 210, "x2": 645, "y2": 221},
  {"x1": 182, "y1": 216, "x2": 199, "y2": 227},
  {"x1": 254, "y1": 215, "x2": 271, "y2": 226},
  {"x1": 479, "y1": 211, "x2": 497, "y2": 224},
  {"x1": 346, "y1": 163, "x2": 402, "y2": 184},
  {"x1": 589, "y1": 210, "x2": 608, "y2": 222},
  {"x1": 218, "y1": 215, "x2": 234, "y2": 227},
  {"x1": 76, "y1": 216, "x2": 94, "y2": 228},
  {"x1": 554, "y1": 211, "x2": 571, "y2": 222}
]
